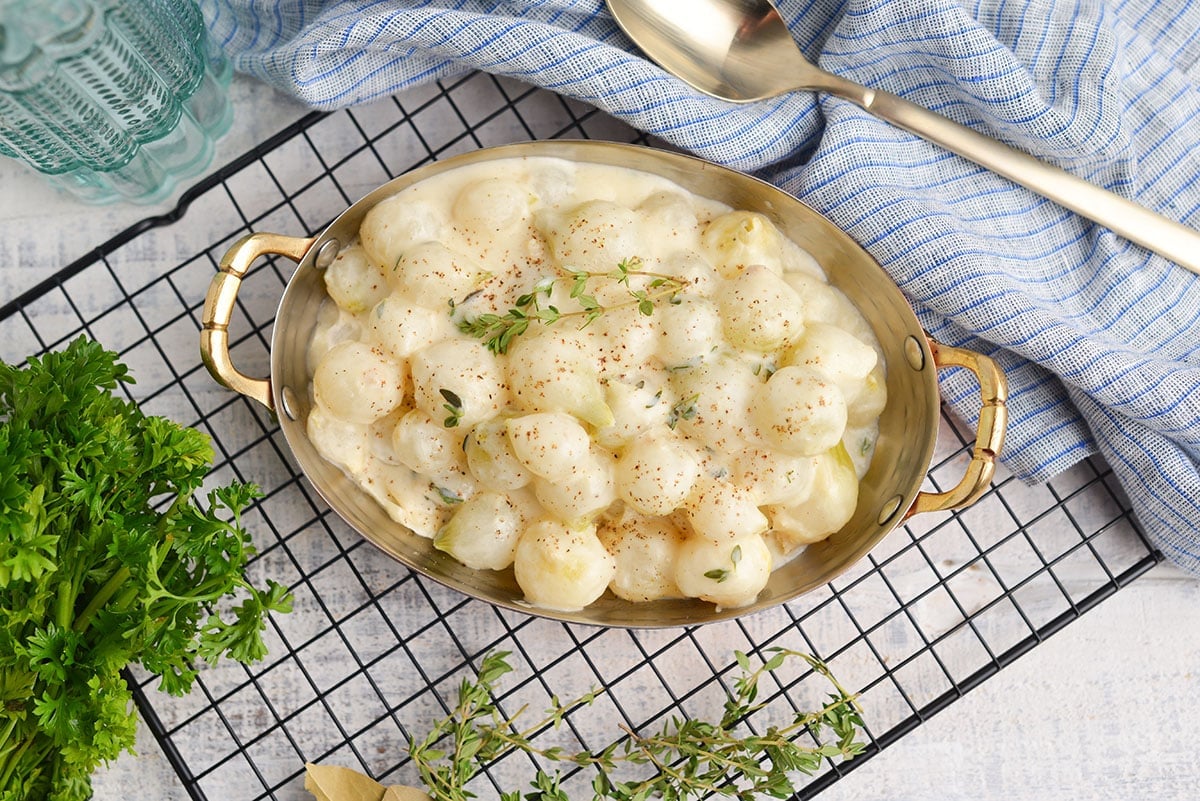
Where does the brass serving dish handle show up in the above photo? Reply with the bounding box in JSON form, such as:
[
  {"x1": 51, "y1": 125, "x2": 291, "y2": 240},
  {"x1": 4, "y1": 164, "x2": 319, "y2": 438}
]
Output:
[
  {"x1": 906, "y1": 339, "x2": 1009, "y2": 518},
  {"x1": 200, "y1": 232, "x2": 316, "y2": 413}
]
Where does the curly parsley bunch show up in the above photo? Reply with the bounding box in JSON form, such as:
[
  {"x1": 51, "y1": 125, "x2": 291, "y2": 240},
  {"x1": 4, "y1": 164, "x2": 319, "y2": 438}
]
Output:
[{"x1": 0, "y1": 337, "x2": 291, "y2": 801}]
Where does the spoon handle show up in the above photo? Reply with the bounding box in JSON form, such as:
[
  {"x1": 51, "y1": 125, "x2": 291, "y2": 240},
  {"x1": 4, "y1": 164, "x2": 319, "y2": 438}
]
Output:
[{"x1": 819, "y1": 76, "x2": 1200, "y2": 275}]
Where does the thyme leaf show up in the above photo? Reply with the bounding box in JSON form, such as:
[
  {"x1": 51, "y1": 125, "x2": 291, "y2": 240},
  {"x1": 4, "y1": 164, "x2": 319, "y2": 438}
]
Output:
[
  {"x1": 704, "y1": 545, "x2": 743, "y2": 584},
  {"x1": 434, "y1": 485, "x2": 464, "y2": 506},
  {"x1": 440, "y1": 388, "x2": 464, "y2": 428},
  {"x1": 667, "y1": 393, "x2": 700, "y2": 430}
]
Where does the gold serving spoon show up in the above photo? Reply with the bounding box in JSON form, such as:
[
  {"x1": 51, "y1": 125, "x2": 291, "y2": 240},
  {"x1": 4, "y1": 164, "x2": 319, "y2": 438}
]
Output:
[{"x1": 606, "y1": 0, "x2": 1200, "y2": 275}]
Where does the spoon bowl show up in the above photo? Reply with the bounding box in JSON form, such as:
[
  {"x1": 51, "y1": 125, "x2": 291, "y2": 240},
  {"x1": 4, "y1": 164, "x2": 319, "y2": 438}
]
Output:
[
  {"x1": 606, "y1": 0, "x2": 1200, "y2": 275},
  {"x1": 605, "y1": 0, "x2": 816, "y2": 102}
]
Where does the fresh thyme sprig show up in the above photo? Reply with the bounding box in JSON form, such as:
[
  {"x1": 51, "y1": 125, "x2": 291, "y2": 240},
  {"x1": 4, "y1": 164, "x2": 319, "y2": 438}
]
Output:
[
  {"x1": 456, "y1": 258, "x2": 688, "y2": 354},
  {"x1": 406, "y1": 648, "x2": 865, "y2": 801},
  {"x1": 408, "y1": 651, "x2": 604, "y2": 801}
]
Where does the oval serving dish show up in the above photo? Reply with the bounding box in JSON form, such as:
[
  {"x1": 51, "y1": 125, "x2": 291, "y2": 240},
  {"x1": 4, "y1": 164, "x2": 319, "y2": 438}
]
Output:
[{"x1": 200, "y1": 140, "x2": 1007, "y2": 628}]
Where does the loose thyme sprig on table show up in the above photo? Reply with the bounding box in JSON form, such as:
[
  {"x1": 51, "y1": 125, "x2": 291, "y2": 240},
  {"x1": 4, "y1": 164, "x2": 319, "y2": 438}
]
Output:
[
  {"x1": 406, "y1": 648, "x2": 865, "y2": 801},
  {"x1": 456, "y1": 258, "x2": 688, "y2": 354}
]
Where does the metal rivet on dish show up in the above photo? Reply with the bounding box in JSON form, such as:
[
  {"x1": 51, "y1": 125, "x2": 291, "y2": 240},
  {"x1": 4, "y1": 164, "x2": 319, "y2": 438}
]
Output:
[
  {"x1": 879, "y1": 495, "x2": 903, "y2": 525},
  {"x1": 314, "y1": 239, "x2": 340, "y2": 269},
  {"x1": 280, "y1": 386, "x2": 300, "y2": 421},
  {"x1": 904, "y1": 336, "x2": 926, "y2": 370}
]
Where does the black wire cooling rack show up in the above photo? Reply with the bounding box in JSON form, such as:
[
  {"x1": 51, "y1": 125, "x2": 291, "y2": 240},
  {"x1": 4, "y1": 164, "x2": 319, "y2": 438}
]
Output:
[{"x1": 1, "y1": 72, "x2": 1161, "y2": 801}]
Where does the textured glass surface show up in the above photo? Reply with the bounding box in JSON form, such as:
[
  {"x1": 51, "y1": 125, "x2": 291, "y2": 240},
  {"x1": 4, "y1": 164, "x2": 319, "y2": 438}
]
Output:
[{"x1": 0, "y1": 0, "x2": 231, "y2": 202}]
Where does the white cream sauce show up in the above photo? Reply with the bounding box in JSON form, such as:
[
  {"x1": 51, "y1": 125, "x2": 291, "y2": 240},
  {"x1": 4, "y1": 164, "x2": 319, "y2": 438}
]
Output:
[{"x1": 306, "y1": 156, "x2": 886, "y2": 611}]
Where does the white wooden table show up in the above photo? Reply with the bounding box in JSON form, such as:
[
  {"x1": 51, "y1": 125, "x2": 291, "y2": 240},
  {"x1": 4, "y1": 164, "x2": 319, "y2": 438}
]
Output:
[{"x1": 3, "y1": 75, "x2": 1197, "y2": 801}]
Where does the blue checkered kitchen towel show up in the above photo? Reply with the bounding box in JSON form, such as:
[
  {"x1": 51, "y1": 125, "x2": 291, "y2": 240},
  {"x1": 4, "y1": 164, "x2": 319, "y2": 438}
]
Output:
[{"x1": 201, "y1": 0, "x2": 1200, "y2": 574}]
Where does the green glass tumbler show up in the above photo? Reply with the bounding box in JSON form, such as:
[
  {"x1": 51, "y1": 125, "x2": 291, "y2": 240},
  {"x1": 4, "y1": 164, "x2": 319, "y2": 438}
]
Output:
[{"x1": 0, "y1": 0, "x2": 233, "y2": 204}]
